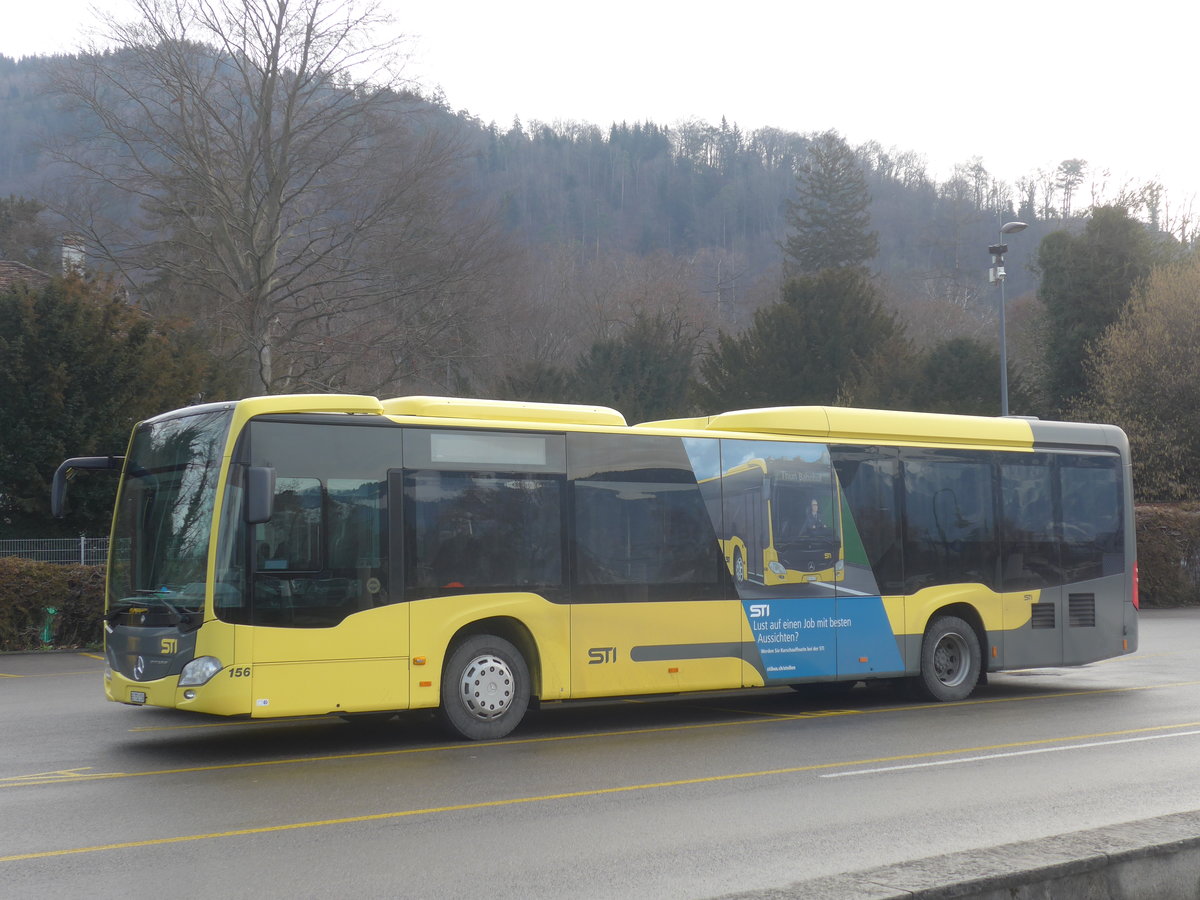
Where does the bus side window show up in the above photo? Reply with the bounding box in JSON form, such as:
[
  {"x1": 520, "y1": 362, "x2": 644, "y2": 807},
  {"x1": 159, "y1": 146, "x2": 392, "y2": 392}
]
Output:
[
  {"x1": 568, "y1": 433, "x2": 723, "y2": 601},
  {"x1": 832, "y1": 448, "x2": 903, "y2": 595},
  {"x1": 999, "y1": 454, "x2": 1061, "y2": 591},
  {"x1": 902, "y1": 451, "x2": 999, "y2": 593},
  {"x1": 1058, "y1": 455, "x2": 1123, "y2": 581},
  {"x1": 406, "y1": 468, "x2": 565, "y2": 593},
  {"x1": 232, "y1": 419, "x2": 399, "y2": 628}
]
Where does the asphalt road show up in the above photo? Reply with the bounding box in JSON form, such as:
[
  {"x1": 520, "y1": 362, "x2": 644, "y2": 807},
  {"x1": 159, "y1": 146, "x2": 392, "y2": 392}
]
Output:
[{"x1": 3, "y1": 608, "x2": 1199, "y2": 899}]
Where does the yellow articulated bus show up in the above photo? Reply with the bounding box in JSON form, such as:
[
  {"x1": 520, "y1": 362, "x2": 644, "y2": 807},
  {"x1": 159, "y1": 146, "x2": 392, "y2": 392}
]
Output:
[{"x1": 53, "y1": 395, "x2": 1138, "y2": 740}]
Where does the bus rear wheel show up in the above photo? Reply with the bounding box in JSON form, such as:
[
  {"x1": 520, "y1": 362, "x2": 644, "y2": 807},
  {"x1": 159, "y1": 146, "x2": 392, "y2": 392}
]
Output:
[
  {"x1": 913, "y1": 615, "x2": 980, "y2": 702},
  {"x1": 439, "y1": 634, "x2": 530, "y2": 741}
]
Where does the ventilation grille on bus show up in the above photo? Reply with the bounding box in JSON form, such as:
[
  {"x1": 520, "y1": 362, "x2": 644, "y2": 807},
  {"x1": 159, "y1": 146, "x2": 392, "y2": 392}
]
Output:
[
  {"x1": 1069, "y1": 593, "x2": 1097, "y2": 627},
  {"x1": 1031, "y1": 602, "x2": 1056, "y2": 629}
]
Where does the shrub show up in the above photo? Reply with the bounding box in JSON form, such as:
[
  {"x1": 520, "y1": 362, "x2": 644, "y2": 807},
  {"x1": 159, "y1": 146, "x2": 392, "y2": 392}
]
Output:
[
  {"x1": 1135, "y1": 505, "x2": 1200, "y2": 608},
  {"x1": 0, "y1": 557, "x2": 104, "y2": 650}
]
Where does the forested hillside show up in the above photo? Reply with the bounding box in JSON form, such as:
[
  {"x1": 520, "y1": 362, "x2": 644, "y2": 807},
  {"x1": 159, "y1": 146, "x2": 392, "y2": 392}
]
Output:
[
  {"x1": 2, "y1": 48, "x2": 1123, "y2": 355},
  {"x1": 0, "y1": 23, "x2": 1193, "y2": 446},
  {"x1": 2, "y1": 0, "x2": 1199, "y2": 545}
]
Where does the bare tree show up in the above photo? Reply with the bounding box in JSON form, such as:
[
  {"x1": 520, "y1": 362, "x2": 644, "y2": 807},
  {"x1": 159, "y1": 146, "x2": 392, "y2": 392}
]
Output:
[
  {"x1": 50, "y1": 0, "x2": 497, "y2": 395},
  {"x1": 478, "y1": 245, "x2": 721, "y2": 397},
  {"x1": 1036, "y1": 167, "x2": 1058, "y2": 219},
  {"x1": 1015, "y1": 176, "x2": 1037, "y2": 221},
  {"x1": 1055, "y1": 158, "x2": 1087, "y2": 218}
]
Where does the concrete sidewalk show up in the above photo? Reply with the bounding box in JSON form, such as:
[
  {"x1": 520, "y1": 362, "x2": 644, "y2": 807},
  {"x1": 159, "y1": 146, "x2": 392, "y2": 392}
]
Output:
[{"x1": 718, "y1": 809, "x2": 1200, "y2": 899}]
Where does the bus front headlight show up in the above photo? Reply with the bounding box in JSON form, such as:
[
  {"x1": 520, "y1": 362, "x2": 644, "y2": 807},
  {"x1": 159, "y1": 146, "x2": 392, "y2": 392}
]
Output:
[
  {"x1": 768, "y1": 561, "x2": 786, "y2": 576},
  {"x1": 178, "y1": 656, "x2": 223, "y2": 687}
]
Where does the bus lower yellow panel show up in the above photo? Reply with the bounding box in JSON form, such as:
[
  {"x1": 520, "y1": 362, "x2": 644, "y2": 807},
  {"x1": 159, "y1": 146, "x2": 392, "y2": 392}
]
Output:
[
  {"x1": 248, "y1": 604, "x2": 409, "y2": 717},
  {"x1": 105, "y1": 669, "x2": 179, "y2": 708},
  {"x1": 570, "y1": 600, "x2": 742, "y2": 698},
  {"x1": 407, "y1": 592, "x2": 571, "y2": 711},
  {"x1": 904, "y1": 584, "x2": 1006, "y2": 638},
  {"x1": 250, "y1": 659, "x2": 408, "y2": 717},
  {"x1": 901, "y1": 584, "x2": 1045, "y2": 671},
  {"x1": 1002, "y1": 590, "x2": 1038, "y2": 630}
]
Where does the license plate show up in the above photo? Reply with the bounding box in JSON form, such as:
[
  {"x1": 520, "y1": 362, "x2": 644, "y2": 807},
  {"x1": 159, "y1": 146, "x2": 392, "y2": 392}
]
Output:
[{"x1": 129, "y1": 691, "x2": 147, "y2": 704}]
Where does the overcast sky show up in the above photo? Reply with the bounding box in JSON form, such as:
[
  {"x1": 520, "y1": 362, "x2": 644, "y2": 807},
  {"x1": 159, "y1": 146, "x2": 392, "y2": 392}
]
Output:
[{"x1": 4, "y1": 0, "x2": 1197, "y2": 213}]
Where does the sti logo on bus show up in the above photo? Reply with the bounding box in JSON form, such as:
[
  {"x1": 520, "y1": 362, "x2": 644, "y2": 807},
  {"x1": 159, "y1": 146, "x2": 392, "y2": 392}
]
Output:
[
  {"x1": 588, "y1": 647, "x2": 617, "y2": 664},
  {"x1": 749, "y1": 604, "x2": 771, "y2": 618}
]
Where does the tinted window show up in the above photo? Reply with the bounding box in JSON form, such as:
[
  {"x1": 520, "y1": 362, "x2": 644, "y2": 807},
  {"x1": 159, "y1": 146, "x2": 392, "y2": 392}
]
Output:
[
  {"x1": 999, "y1": 453, "x2": 1062, "y2": 591},
  {"x1": 405, "y1": 469, "x2": 564, "y2": 593},
  {"x1": 569, "y1": 434, "x2": 724, "y2": 602},
  {"x1": 902, "y1": 450, "x2": 999, "y2": 592},
  {"x1": 1059, "y1": 454, "x2": 1124, "y2": 582},
  {"x1": 217, "y1": 419, "x2": 397, "y2": 627},
  {"x1": 111, "y1": 410, "x2": 230, "y2": 611},
  {"x1": 403, "y1": 429, "x2": 566, "y2": 597},
  {"x1": 832, "y1": 447, "x2": 903, "y2": 595}
]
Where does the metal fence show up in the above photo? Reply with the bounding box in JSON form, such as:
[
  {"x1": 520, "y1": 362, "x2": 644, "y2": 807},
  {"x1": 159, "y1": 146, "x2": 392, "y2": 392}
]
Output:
[{"x1": 0, "y1": 537, "x2": 110, "y2": 566}]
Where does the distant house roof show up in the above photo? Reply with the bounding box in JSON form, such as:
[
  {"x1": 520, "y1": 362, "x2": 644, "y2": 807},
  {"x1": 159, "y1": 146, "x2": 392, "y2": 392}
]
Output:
[{"x1": 0, "y1": 260, "x2": 53, "y2": 293}]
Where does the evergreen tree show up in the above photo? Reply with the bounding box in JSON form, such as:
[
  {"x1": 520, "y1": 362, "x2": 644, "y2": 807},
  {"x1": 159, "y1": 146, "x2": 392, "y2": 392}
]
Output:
[
  {"x1": 0, "y1": 277, "x2": 235, "y2": 536},
  {"x1": 695, "y1": 269, "x2": 908, "y2": 412},
  {"x1": 1036, "y1": 206, "x2": 1160, "y2": 412},
  {"x1": 494, "y1": 360, "x2": 573, "y2": 404},
  {"x1": 913, "y1": 337, "x2": 1035, "y2": 417},
  {"x1": 782, "y1": 131, "x2": 878, "y2": 275},
  {"x1": 570, "y1": 310, "x2": 700, "y2": 423},
  {"x1": 0, "y1": 195, "x2": 58, "y2": 271}
]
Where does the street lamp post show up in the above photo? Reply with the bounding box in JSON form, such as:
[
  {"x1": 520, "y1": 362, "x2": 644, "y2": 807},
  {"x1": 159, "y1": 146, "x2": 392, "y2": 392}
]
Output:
[{"x1": 988, "y1": 221, "x2": 1027, "y2": 416}]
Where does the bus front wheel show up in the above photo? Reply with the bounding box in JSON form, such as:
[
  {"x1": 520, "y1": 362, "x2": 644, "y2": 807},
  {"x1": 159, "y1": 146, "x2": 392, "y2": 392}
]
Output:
[
  {"x1": 914, "y1": 616, "x2": 980, "y2": 702},
  {"x1": 733, "y1": 548, "x2": 746, "y2": 584},
  {"x1": 439, "y1": 634, "x2": 530, "y2": 741}
]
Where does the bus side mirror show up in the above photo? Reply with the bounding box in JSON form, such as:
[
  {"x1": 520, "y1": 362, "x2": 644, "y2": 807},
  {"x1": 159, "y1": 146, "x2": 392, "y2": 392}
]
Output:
[
  {"x1": 50, "y1": 456, "x2": 124, "y2": 518},
  {"x1": 245, "y1": 466, "x2": 276, "y2": 524}
]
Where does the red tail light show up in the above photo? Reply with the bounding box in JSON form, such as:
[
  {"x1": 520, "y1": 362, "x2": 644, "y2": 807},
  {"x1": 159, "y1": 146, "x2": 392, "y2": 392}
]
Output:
[{"x1": 1132, "y1": 560, "x2": 1140, "y2": 609}]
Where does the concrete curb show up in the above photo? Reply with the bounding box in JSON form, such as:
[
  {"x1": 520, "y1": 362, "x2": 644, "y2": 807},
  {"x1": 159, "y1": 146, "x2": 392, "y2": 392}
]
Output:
[{"x1": 714, "y1": 809, "x2": 1200, "y2": 899}]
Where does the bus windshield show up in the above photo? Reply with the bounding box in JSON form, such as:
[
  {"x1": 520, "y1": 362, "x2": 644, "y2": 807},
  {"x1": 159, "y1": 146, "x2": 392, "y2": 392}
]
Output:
[{"x1": 108, "y1": 409, "x2": 231, "y2": 615}]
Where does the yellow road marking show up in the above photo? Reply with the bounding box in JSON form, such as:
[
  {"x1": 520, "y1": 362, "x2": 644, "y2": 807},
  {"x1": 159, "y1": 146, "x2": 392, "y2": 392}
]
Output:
[
  {"x1": 3, "y1": 678, "x2": 1199, "y2": 791},
  {"x1": 0, "y1": 773, "x2": 125, "y2": 788},
  {"x1": 0, "y1": 656, "x2": 105, "y2": 679},
  {"x1": 0, "y1": 670, "x2": 102, "y2": 679},
  {"x1": 0, "y1": 651, "x2": 104, "y2": 678},
  {"x1": 118, "y1": 677, "x2": 1200, "y2": 737},
  {"x1": 5, "y1": 717, "x2": 1200, "y2": 863},
  {"x1": 1, "y1": 710, "x2": 850, "y2": 788}
]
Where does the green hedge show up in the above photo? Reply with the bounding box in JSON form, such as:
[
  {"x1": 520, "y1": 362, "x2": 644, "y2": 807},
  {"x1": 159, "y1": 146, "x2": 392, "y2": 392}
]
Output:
[
  {"x1": 1136, "y1": 504, "x2": 1200, "y2": 608},
  {"x1": 0, "y1": 557, "x2": 105, "y2": 651}
]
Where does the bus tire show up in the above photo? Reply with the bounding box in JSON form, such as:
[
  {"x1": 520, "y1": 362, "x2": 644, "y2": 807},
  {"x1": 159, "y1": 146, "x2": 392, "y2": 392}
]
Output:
[
  {"x1": 733, "y1": 548, "x2": 746, "y2": 584},
  {"x1": 439, "y1": 634, "x2": 530, "y2": 741},
  {"x1": 914, "y1": 615, "x2": 980, "y2": 702}
]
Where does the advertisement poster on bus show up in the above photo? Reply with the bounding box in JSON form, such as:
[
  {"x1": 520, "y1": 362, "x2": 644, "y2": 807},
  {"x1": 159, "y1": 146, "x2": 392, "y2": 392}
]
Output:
[{"x1": 686, "y1": 438, "x2": 903, "y2": 681}]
